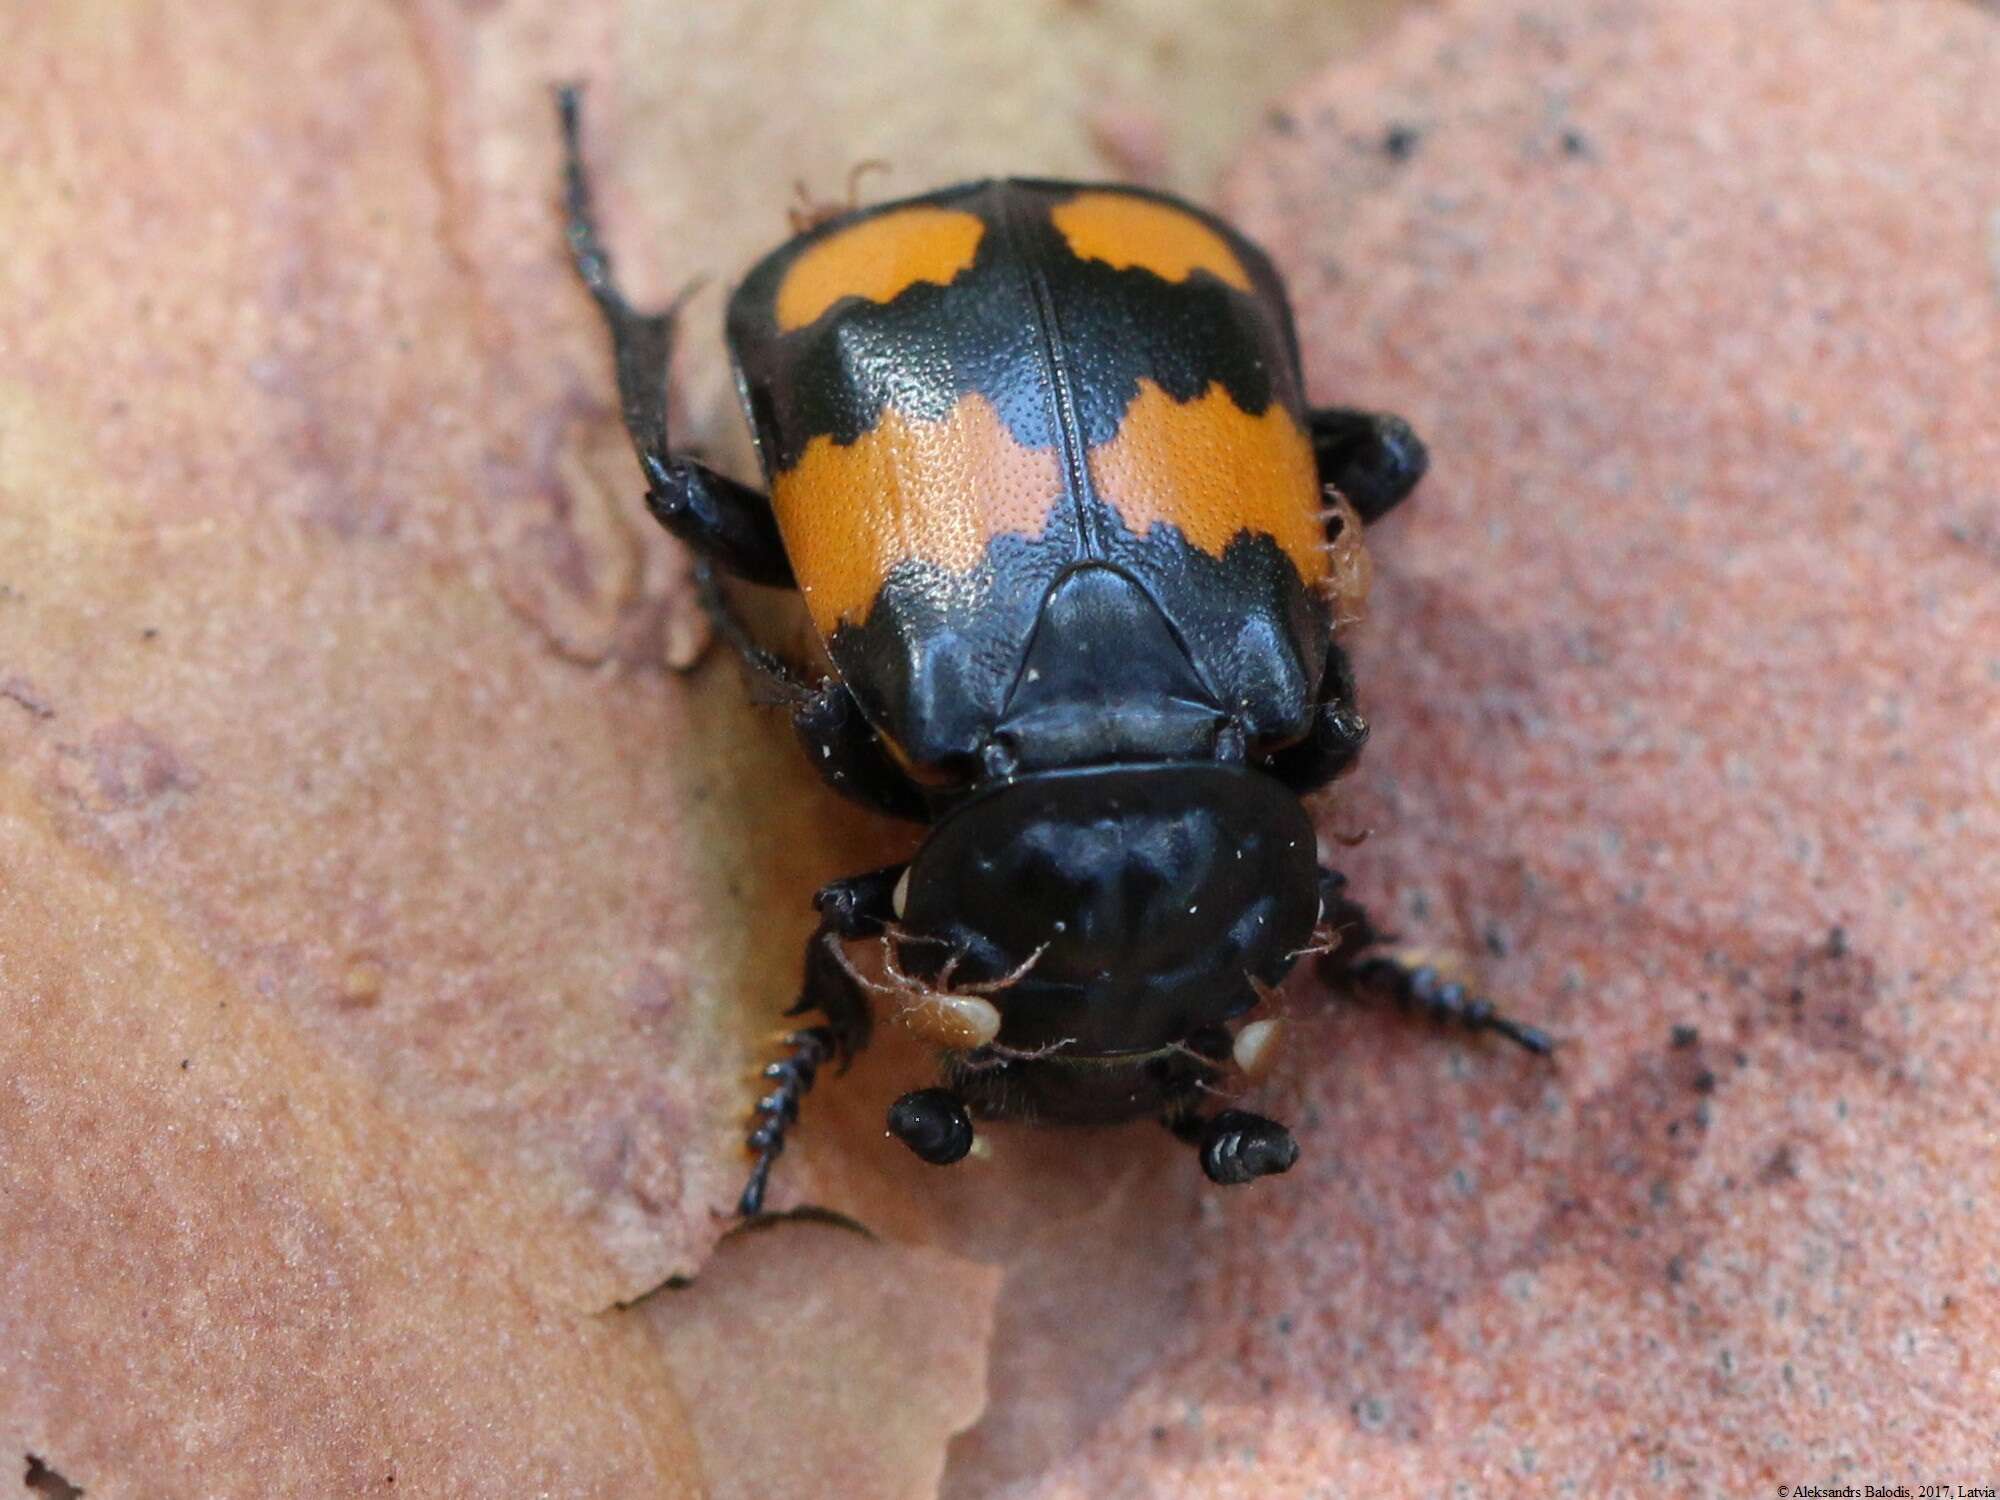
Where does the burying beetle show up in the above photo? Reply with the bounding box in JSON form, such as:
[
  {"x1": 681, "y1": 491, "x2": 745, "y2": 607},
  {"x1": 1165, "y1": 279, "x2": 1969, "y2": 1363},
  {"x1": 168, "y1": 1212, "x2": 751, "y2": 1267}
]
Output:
[{"x1": 557, "y1": 90, "x2": 1550, "y2": 1215}]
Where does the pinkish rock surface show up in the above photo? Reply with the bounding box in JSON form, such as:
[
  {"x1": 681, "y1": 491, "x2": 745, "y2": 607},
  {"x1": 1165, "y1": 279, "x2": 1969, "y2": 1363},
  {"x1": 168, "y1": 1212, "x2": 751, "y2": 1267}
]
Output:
[
  {"x1": 1, "y1": 0, "x2": 1995, "y2": 1493},
  {"x1": 991, "y1": 0, "x2": 1998, "y2": 1491}
]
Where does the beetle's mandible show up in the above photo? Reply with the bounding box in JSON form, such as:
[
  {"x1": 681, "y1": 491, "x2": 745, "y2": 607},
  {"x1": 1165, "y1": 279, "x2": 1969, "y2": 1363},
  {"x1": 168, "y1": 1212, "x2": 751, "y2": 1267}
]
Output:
[{"x1": 557, "y1": 88, "x2": 1552, "y2": 1215}]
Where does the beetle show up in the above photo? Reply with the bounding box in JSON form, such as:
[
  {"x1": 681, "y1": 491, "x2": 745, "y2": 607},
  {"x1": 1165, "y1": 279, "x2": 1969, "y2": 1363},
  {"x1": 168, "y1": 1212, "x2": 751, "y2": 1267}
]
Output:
[{"x1": 557, "y1": 90, "x2": 1551, "y2": 1215}]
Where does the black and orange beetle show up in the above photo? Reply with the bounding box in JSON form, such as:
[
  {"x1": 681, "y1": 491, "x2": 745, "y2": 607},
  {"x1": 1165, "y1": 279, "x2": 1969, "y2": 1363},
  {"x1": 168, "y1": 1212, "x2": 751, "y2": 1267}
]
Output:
[{"x1": 558, "y1": 91, "x2": 1550, "y2": 1214}]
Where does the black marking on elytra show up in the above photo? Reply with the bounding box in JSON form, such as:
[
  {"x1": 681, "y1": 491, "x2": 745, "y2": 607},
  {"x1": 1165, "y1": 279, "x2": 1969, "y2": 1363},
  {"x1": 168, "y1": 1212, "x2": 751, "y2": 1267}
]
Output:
[
  {"x1": 827, "y1": 525, "x2": 1328, "y2": 767},
  {"x1": 727, "y1": 180, "x2": 1303, "y2": 474}
]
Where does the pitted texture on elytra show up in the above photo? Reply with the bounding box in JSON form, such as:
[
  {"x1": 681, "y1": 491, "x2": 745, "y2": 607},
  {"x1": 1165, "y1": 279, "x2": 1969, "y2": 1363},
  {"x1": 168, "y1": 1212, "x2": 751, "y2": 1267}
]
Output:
[
  {"x1": 770, "y1": 393, "x2": 1065, "y2": 634},
  {"x1": 1087, "y1": 379, "x2": 1328, "y2": 589}
]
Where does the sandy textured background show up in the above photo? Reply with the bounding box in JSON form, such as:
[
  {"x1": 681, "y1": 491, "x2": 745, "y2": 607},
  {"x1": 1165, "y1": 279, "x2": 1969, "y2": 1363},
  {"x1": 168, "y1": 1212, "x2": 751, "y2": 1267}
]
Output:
[{"x1": 1, "y1": 0, "x2": 1995, "y2": 1494}]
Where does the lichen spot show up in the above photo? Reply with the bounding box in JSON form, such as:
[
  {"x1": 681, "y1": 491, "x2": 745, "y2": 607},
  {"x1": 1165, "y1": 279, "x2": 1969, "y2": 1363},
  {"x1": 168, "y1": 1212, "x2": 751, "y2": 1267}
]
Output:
[
  {"x1": 774, "y1": 206, "x2": 986, "y2": 331},
  {"x1": 1051, "y1": 191, "x2": 1252, "y2": 291},
  {"x1": 1086, "y1": 380, "x2": 1329, "y2": 586}
]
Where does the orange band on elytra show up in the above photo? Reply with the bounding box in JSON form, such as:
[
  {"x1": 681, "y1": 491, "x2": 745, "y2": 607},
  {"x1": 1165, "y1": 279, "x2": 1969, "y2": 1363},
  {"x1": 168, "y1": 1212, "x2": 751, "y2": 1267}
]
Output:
[{"x1": 774, "y1": 206, "x2": 986, "y2": 332}]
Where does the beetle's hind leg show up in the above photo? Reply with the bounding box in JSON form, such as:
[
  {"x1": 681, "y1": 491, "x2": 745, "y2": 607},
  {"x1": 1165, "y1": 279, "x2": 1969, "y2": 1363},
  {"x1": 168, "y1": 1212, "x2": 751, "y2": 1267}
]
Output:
[
  {"x1": 1315, "y1": 868, "x2": 1555, "y2": 1056},
  {"x1": 737, "y1": 864, "x2": 903, "y2": 1215},
  {"x1": 556, "y1": 86, "x2": 793, "y2": 587},
  {"x1": 1309, "y1": 406, "x2": 1429, "y2": 524}
]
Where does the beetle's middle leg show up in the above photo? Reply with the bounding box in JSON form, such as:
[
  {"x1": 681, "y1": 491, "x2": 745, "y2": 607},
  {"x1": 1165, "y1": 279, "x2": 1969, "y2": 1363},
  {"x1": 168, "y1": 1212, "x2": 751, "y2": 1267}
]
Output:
[
  {"x1": 738, "y1": 864, "x2": 903, "y2": 1215},
  {"x1": 1264, "y1": 643, "x2": 1370, "y2": 794},
  {"x1": 792, "y1": 680, "x2": 932, "y2": 823},
  {"x1": 1315, "y1": 867, "x2": 1555, "y2": 1055},
  {"x1": 1309, "y1": 406, "x2": 1429, "y2": 524},
  {"x1": 558, "y1": 86, "x2": 793, "y2": 587},
  {"x1": 686, "y1": 559, "x2": 929, "y2": 821}
]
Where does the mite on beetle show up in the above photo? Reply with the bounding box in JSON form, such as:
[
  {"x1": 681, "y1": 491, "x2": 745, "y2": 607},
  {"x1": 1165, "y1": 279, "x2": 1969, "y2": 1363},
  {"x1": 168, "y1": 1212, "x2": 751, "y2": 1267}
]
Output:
[{"x1": 557, "y1": 89, "x2": 1552, "y2": 1215}]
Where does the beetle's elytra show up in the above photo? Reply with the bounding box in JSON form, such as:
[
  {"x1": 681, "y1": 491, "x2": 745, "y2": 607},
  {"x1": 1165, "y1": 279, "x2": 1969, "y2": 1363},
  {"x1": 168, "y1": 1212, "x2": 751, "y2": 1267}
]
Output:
[{"x1": 557, "y1": 89, "x2": 1551, "y2": 1215}]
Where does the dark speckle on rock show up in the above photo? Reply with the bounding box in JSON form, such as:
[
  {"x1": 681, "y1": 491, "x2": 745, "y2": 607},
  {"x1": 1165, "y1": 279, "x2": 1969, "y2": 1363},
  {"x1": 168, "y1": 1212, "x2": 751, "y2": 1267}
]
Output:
[
  {"x1": 65, "y1": 720, "x2": 201, "y2": 811},
  {"x1": 1761, "y1": 1144, "x2": 1800, "y2": 1184},
  {"x1": 23, "y1": 1455, "x2": 83, "y2": 1500},
  {"x1": 1, "y1": 677, "x2": 55, "y2": 721},
  {"x1": 1382, "y1": 122, "x2": 1423, "y2": 160}
]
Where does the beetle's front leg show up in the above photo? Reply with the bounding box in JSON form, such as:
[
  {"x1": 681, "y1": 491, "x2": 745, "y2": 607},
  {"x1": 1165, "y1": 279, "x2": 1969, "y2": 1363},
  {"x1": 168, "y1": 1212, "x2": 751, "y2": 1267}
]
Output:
[
  {"x1": 1158, "y1": 1032, "x2": 1299, "y2": 1185},
  {"x1": 1315, "y1": 868, "x2": 1555, "y2": 1055},
  {"x1": 1309, "y1": 406, "x2": 1428, "y2": 524},
  {"x1": 885, "y1": 1088, "x2": 976, "y2": 1166},
  {"x1": 738, "y1": 864, "x2": 903, "y2": 1215},
  {"x1": 1165, "y1": 1106, "x2": 1301, "y2": 1185},
  {"x1": 558, "y1": 86, "x2": 793, "y2": 587}
]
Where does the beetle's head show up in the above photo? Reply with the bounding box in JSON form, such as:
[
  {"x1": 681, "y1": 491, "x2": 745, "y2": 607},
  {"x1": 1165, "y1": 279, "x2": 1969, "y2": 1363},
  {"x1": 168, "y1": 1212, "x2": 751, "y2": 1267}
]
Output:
[{"x1": 893, "y1": 763, "x2": 1319, "y2": 1056}]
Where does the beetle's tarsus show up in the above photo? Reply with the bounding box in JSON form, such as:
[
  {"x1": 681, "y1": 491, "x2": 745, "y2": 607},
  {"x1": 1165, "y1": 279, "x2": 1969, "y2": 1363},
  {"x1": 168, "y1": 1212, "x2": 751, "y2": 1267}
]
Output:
[
  {"x1": 557, "y1": 85, "x2": 616, "y2": 309},
  {"x1": 739, "y1": 1024, "x2": 835, "y2": 1216},
  {"x1": 1316, "y1": 869, "x2": 1555, "y2": 1056},
  {"x1": 690, "y1": 558, "x2": 813, "y2": 698},
  {"x1": 686, "y1": 561, "x2": 928, "y2": 817},
  {"x1": 1352, "y1": 957, "x2": 1557, "y2": 1056},
  {"x1": 734, "y1": 868, "x2": 903, "y2": 1215}
]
